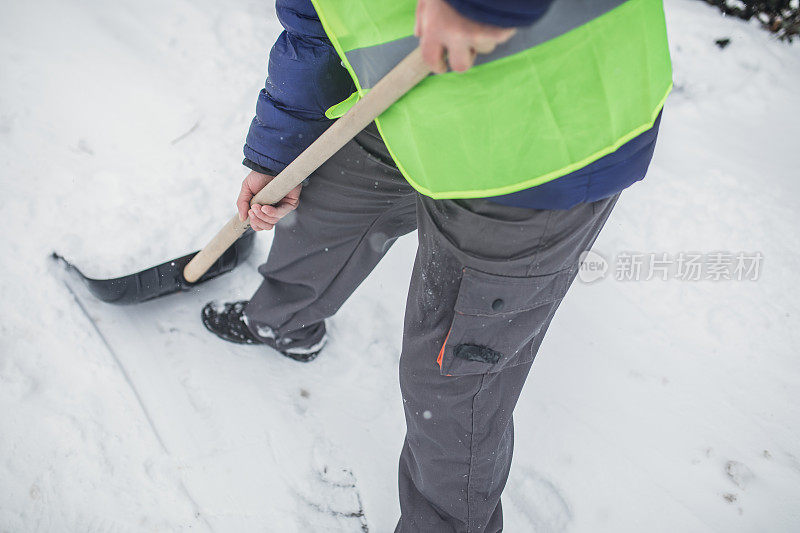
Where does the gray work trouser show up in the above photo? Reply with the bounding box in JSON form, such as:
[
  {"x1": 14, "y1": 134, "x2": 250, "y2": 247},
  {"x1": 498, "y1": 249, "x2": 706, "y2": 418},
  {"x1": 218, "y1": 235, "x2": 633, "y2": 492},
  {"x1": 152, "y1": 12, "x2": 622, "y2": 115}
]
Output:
[{"x1": 245, "y1": 125, "x2": 619, "y2": 532}]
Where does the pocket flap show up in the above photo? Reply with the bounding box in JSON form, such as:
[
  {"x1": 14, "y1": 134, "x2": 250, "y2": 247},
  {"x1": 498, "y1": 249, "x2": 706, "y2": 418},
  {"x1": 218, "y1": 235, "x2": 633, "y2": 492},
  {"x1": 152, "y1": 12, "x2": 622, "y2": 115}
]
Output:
[{"x1": 454, "y1": 267, "x2": 572, "y2": 316}]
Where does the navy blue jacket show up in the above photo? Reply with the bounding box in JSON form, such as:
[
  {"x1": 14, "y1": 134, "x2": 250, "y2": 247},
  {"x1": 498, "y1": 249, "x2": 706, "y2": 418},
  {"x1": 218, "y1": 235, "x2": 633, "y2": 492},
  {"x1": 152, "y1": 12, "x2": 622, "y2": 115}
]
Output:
[{"x1": 244, "y1": 0, "x2": 661, "y2": 209}]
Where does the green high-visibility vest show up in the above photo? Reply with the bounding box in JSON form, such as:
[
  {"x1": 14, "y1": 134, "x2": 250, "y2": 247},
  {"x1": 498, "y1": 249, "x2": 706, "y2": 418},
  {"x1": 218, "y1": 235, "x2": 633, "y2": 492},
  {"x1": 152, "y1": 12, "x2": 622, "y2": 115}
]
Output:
[{"x1": 311, "y1": 0, "x2": 673, "y2": 199}]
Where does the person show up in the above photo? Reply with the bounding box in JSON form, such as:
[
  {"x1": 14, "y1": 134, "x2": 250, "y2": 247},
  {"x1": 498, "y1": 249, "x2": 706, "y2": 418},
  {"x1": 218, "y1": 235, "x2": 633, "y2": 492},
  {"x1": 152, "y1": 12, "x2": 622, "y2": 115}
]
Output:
[{"x1": 201, "y1": 0, "x2": 668, "y2": 530}]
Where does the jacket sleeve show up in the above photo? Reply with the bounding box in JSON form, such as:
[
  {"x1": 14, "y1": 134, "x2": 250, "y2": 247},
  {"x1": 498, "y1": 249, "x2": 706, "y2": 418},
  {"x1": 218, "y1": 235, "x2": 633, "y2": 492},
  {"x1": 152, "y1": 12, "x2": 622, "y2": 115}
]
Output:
[
  {"x1": 443, "y1": 0, "x2": 554, "y2": 27},
  {"x1": 243, "y1": 1, "x2": 355, "y2": 175}
]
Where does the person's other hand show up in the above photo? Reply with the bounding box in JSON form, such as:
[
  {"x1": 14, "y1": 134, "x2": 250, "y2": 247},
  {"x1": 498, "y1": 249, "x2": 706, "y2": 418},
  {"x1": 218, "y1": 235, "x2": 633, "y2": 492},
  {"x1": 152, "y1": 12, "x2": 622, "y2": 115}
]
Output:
[
  {"x1": 415, "y1": 0, "x2": 516, "y2": 74},
  {"x1": 236, "y1": 171, "x2": 302, "y2": 231}
]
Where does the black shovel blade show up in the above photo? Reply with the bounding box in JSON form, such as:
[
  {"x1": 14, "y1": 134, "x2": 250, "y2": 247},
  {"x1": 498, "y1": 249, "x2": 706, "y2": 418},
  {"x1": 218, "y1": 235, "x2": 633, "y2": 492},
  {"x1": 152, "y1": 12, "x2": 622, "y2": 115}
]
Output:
[{"x1": 53, "y1": 229, "x2": 256, "y2": 304}]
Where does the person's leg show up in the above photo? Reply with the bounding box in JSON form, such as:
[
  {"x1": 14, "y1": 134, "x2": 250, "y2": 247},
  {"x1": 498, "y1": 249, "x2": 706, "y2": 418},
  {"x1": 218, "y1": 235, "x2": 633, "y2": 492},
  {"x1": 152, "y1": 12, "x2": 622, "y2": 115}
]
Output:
[
  {"x1": 244, "y1": 125, "x2": 417, "y2": 351},
  {"x1": 396, "y1": 194, "x2": 620, "y2": 532}
]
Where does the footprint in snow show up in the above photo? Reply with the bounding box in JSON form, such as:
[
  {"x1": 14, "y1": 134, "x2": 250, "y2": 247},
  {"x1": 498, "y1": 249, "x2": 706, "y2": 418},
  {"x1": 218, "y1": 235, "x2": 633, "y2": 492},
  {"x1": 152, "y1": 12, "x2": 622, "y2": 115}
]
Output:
[
  {"x1": 725, "y1": 460, "x2": 754, "y2": 489},
  {"x1": 507, "y1": 467, "x2": 573, "y2": 532},
  {"x1": 290, "y1": 438, "x2": 369, "y2": 532}
]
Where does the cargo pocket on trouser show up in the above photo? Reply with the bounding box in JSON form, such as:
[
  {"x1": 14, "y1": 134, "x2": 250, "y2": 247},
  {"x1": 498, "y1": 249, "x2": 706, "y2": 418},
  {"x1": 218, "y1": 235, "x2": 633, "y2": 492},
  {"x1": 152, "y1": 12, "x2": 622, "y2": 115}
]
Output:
[{"x1": 437, "y1": 266, "x2": 575, "y2": 376}]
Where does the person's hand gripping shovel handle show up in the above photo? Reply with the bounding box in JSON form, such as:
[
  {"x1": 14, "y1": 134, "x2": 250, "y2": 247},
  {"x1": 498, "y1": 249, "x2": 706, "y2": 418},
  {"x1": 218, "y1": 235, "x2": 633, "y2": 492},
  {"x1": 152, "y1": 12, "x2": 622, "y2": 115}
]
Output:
[{"x1": 183, "y1": 47, "x2": 430, "y2": 284}]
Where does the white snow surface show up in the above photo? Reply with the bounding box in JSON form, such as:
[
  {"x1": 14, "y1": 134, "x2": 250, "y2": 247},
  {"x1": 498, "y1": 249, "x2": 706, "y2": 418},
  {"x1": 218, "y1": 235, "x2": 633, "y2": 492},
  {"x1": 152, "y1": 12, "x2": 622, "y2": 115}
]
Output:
[{"x1": 1, "y1": 0, "x2": 799, "y2": 531}]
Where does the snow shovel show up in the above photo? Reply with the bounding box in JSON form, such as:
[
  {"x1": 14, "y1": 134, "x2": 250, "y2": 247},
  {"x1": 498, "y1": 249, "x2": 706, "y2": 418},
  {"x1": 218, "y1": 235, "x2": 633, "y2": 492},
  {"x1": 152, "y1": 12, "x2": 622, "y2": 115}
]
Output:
[{"x1": 54, "y1": 48, "x2": 430, "y2": 304}]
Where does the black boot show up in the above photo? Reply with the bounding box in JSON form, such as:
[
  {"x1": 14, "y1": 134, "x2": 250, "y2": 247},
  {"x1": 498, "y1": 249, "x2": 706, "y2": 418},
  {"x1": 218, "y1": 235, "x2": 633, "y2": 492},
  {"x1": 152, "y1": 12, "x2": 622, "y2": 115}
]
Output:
[{"x1": 201, "y1": 301, "x2": 325, "y2": 362}]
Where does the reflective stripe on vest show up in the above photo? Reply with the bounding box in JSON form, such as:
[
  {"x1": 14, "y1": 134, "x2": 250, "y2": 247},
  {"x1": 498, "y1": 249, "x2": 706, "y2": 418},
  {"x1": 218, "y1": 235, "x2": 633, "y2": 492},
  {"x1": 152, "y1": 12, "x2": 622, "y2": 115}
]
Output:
[
  {"x1": 311, "y1": 0, "x2": 673, "y2": 199},
  {"x1": 347, "y1": 0, "x2": 629, "y2": 89}
]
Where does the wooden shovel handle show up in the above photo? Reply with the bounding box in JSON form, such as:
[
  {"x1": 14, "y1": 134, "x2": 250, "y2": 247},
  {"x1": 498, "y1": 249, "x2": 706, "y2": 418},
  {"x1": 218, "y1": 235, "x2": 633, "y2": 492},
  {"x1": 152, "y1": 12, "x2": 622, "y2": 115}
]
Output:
[{"x1": 183, "y1": 47, "x2": 429, "y2": 284}]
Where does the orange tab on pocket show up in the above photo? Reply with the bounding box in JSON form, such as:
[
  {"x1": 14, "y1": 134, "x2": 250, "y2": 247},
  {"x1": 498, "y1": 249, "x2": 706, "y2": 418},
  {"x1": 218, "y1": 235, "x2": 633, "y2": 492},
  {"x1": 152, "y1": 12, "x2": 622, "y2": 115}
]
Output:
[{"x1": 437, "y1": 328, "x2": 451, "y2": 371}]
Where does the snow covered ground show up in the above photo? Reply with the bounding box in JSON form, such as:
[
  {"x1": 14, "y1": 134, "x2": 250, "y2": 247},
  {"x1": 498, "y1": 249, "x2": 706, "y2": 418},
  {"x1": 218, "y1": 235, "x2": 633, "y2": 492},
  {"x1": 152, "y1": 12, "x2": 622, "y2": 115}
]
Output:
[{"x1": 1, "y1": 0, "x2": 799, "y2": 531}]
